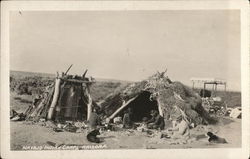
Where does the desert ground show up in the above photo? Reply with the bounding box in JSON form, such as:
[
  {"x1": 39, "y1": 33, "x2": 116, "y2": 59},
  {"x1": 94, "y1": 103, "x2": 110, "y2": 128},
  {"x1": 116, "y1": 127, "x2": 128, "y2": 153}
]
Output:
[{"x1": 9, "y1": 71, "x2": 242, "y2": 150}]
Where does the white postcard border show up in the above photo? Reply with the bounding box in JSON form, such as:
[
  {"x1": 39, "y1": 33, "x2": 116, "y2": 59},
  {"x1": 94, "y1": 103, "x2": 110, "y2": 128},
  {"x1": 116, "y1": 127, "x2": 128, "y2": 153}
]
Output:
[{"x1": 1, "y1": 1, "x2": 249, "y2": 159}]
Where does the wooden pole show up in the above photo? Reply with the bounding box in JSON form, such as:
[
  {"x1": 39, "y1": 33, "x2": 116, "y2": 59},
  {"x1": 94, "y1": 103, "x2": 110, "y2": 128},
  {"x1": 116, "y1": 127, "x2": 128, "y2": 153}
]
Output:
[
  {"x1": 203, "y1": 83, "x2": 206, "y2": 97},
  {"x1": 30, "y1": 98, "x2": 46, "y2": 118},
  {"x1": 107, "y1": 96, "x2": 137, "y2": 122},
  {"x1": 156, "y1": 98, "x2": 164, "y2": 117},
  {"x1": 212, "y1": 84, "x2": 215, "y2": 96},
  {"x1": 82, "y1": 69, "x2": 88, "y2": 78},
  {"x1": 47, "y1": 77, "x2": 61, "y2": 120},
  {"x1": 86, "y1": 86, "x2": 92, "y2": 121},
  {"x1": 215, "y1": 84, "x2": 217, "y2": 95},
  {"x1": 65, "y1": 64, "x2": 73, "y2": 75}
]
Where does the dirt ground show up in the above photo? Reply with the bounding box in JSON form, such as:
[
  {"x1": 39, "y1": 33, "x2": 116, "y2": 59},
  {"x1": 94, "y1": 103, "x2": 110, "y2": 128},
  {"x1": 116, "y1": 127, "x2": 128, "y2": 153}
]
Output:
[{"x1": 10, "y1": 93, "x2": 241, "y2": 150}]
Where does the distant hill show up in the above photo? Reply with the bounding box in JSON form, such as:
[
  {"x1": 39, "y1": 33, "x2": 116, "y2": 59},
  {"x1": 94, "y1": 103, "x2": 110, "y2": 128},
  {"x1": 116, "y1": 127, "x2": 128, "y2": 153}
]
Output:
[
  {"x1": 10, "y1": 70, "x2": 55, "y2": 79},
  {"x1": 10, "y1": 70, "x2": 132, "y2": 83},
  {"x1": 10, "y1": 70, "x2": 132, "y2": 101}
]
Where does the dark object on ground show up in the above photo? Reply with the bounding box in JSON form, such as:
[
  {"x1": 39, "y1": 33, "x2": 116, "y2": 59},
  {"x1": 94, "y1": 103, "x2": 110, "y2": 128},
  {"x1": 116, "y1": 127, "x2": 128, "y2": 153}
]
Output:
[
  {"x1": 200, "y1": 89, "x2": 211, "y2": 98},
  {"x1": 160, "y1": 134, "x2": 171, "y2": 139},
  {"x1": 53, "y1": 128, "x2": 64, "y2": 132},
  {"x1": 207, "y1": 132, "x2": 227, "y2": 144},
  {"x1": 46, "y1": 141, "x2": 58, "y2": 147},
  {"x1": 10, "y1": 109, "x2": 26, "y2": 121},
  {"x1": 146, "y1": 130, "x2": 153, "y2": 135},
  {"x1": 10, "y1": 109, "x2": 19, "y2": 119},
  {"x1": 87, "y1": 129, "x2": 101, "y2": 143},
  {"x1": 64, "y1": 123, "x2": 77, "y2": 132}
]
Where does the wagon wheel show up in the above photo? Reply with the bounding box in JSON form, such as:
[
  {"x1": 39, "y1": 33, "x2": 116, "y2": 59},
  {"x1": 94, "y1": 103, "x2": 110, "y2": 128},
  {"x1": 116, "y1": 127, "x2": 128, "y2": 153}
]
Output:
[
  {"x1": 215, "y1": 102, "x2": 227, "y2": 117},
  {"x1": 216, "y1": 108, "x2": 226, "y2": 117}
]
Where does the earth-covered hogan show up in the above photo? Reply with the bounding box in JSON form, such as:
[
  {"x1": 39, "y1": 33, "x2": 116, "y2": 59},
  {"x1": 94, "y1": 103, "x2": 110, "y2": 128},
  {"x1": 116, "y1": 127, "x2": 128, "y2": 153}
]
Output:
[{"x1": 100, "y1": 71, "x2": 216, "y2": 126}]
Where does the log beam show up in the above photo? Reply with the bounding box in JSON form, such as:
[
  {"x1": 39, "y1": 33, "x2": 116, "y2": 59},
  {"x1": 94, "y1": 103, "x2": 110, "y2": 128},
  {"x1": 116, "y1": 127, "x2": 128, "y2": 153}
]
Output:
[
  {"x1": 86, "y1": 87, "x2": 93, "y2": 121},
  {"x1": 47, "y1": 78, "x2": 61, "y2": 120},
  {"x1": 106, "y1": 96, "x2": 137, "y2": 122},
  {"x1": 156, "y1": 98, "x2": 164, "y2": 117}
]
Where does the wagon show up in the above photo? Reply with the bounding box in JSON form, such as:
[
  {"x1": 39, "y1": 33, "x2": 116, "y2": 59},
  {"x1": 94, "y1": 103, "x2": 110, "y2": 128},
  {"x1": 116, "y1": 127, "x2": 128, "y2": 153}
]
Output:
[{"x1": 190, "y1": 77, "x2": 227, "y2": 116}]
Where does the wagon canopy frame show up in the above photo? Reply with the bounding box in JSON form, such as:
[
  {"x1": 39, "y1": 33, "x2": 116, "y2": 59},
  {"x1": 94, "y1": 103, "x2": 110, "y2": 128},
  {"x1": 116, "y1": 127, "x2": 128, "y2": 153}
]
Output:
[{"x1": 190, "y1": 77, "x2": 227, "y2": 97}]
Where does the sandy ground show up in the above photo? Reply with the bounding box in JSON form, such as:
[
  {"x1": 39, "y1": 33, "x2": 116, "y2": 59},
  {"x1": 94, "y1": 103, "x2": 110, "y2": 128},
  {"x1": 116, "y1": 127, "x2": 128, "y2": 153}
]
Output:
[
  {"x1": 10, "y1": 118, "x2": 241, "y2": 150},
  {"x1": 10, "y1": 93, "x2": 241, "y2": 150}
]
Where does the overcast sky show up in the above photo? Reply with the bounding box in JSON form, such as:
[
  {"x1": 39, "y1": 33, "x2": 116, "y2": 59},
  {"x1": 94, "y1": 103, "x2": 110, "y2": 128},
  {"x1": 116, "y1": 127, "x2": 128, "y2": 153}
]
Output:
[{"x1": 10, "y1": 10, "x2": 240, "y2": 91}]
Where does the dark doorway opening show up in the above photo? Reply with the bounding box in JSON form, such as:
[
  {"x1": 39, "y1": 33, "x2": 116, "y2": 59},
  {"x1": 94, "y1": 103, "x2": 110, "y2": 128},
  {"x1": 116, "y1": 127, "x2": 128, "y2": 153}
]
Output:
[{"x1": 121, "y1": 91, "x2": 159, "y2": 122}]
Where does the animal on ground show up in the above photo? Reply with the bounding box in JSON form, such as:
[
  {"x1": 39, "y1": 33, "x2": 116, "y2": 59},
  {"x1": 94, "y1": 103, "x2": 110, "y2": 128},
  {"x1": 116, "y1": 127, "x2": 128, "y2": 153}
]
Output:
[
  {"x1": 87, "y1": 129, "x2": 101, "y2": 143},
  {"x1": 206, "y1": 132, "x2": 227, "y2": 144}
]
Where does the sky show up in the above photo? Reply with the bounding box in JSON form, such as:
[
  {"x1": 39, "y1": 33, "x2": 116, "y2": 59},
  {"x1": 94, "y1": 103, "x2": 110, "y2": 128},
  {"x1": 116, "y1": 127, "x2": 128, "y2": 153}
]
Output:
[{"x1": 10, "y1": 10, "x2": 241, "y2": 91}]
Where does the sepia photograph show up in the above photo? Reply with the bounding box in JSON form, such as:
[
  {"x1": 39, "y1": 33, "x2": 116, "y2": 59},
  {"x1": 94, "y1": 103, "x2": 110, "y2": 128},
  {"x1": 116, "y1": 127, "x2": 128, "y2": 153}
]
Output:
[{"x1": 1, "y1": 1, "x2": 249, "y2": 159}]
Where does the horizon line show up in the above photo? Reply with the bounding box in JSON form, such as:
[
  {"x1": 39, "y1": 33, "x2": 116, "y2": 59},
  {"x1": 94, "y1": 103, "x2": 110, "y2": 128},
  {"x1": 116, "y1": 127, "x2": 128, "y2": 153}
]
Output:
[{"x1": 10, "y1": 69, "x2": 241, "y2": 92}]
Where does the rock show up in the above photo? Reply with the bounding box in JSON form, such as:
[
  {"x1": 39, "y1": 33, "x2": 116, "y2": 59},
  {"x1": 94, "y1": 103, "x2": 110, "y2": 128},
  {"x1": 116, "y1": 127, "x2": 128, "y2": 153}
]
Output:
[{"x1": 230, "y1": 107, "x2": 242, "y2": 118}]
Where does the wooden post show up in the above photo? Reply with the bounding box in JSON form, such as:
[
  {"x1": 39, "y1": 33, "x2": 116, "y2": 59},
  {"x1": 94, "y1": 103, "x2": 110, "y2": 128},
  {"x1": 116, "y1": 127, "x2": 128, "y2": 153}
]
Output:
[
  {"x1": 82, "y1": 69, "x2": 88, "y2": 78},
  {"x1": 65, "y1": 64, "x2": 73, "y2": 75},
  {"x1": 86, "y1": 86, "x2": 92, "y2": 121},
  {"x1": 212, "y1": 84, "x2": 215, "y2": 96},
  {"x1": 203, "y1": 83, "x2": 206, "y2": 97},
  {"x1": 156, "y1": 98, "x2": 163, "y2": 117},
  {"x1": 215, "y1": 84, "x2": 217, "y2": 95},
  {"x1": 192, "y1": 81, "x2": 195, "y2": 90},
  {"x1": 47, "y1": 77, "x2": 61, "y2": 120}
]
